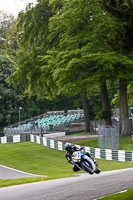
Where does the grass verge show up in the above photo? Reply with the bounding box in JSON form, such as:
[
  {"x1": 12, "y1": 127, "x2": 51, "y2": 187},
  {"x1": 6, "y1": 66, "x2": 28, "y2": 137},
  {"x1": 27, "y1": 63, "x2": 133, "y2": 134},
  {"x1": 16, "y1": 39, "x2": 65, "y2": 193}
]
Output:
[
  {"x1": 0, "y1": 142, "x2": 78, "y2": 187},
  {"x1": 73, "y1": 135, "x2": 133, "y2": 150},
  {"x1": 0, "y1": 142, "x2": 133, "y2": 188},
  {"x1": 0, "y1": 177, "x2": 41, "y2": 187},
  {"x1": 98, "y1": 188, "x2": 133, "y2": 200}
]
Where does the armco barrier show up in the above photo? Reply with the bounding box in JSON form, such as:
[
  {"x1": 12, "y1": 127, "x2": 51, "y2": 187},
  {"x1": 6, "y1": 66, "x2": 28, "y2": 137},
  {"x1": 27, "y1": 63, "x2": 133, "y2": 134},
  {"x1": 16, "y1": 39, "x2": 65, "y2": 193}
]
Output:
[
  {"x1": 30, "y1": 134, "x2": 65, "y2": 151},
  {"x1": 30, "y1": 134, "x2": 133, "y2": 162},
  {"x1": 0, "y1": 134, "x2": 133, "y2": 162},
  {"x1": 0, "y1": 134, "x2": 30, "y2": 143}
]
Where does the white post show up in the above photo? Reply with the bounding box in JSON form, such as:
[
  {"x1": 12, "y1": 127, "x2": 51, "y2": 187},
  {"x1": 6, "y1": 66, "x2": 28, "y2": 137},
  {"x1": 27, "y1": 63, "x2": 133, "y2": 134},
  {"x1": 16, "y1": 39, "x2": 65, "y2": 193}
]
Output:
[{"x1": 19, "y1": 107, "x2": 22, "y2": 126}]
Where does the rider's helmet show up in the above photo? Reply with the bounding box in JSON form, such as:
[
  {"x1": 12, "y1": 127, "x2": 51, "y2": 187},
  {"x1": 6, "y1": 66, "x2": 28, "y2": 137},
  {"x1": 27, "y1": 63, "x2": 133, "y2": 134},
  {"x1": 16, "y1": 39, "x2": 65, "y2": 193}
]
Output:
[{"x1": 65, "y1": 143, "x2": 72, "y2": 152}]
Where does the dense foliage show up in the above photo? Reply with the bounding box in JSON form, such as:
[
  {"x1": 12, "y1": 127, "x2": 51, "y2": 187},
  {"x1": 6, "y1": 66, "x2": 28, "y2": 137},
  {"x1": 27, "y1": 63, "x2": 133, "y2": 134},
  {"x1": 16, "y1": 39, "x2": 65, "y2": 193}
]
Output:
[
  {"x1": 0, "y1": 1, "x2": 133, "y2": 134},
  {"x1": 0, "y1": 9, "x2": 83, "y2": 127}
]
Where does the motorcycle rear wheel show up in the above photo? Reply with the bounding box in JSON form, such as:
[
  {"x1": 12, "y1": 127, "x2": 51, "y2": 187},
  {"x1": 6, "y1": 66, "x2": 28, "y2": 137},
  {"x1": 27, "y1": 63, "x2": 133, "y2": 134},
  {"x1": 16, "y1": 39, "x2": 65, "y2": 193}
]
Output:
[{"x1": 81, "y1": 161, "x2": 94, "y2": 175}]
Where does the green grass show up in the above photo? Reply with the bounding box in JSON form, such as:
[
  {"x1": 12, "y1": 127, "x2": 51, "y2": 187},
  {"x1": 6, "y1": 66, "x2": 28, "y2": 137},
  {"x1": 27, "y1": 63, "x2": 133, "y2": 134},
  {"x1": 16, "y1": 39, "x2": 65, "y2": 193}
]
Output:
[
  {"x1": 0, "y1": 142, "x2": 78, "y2": 187},
  {"x1": 0, "y1": 142, "x2": 74, "y2": 176},
  {"x1": 74, "y1": 137, "x2": 98, "y2": 147},
  {"x1": 73, "y1": 135, "x2": 133, "y2": 150},
  {"x1": 98, "y1": 188, "x2": 133, "y2": 200},
  {"x1": 1, "y1": 142, "x2": 133, "y2": 188},
  {"x1": 70, "y1": 132, "x2": 90, "y2": 136},
  {"x1": 0, "y1": 177, "x2": 42, "y2": 187},
  {"x1": 119, "y1": 136, "x2": 133, "y2": 150}
]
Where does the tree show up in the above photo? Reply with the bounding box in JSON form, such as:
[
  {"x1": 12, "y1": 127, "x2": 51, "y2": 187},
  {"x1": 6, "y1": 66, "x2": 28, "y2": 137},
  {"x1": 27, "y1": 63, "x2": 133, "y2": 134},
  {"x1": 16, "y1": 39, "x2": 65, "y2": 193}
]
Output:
[
  {"x1": 100, "y1": 0, "x2": 133, "y2": 135},
  {"x1": 128, "y1": 84, "x2": 133, "y2": 107},
  {"x1": 0, "y1": 54, "x2": 42, "y2": 126},
  {"x1": 47, "y1": 0, "x2": 116, "y2": 127},
  {"x1": 0, "y1": 54, "x2": 18, "y2": 125},
  {"x1": 9, "y1": 0, "x2": 56, "y2": 99},
  {"x1": 0, "y1": 3, "x2": 85, "y2": 127},
  {"x1": 0, "y1": 10, "x2": 16, "y2": 53},
  {"x1": 100, "y1": 81, "x2": 112, "y2": 125},
  {"x1": 5, "y1": 23, "x2": 18, "y2": 56},
  {"x1": 9, "y1": 0, "x2": 133, "y2": 133},
  {"x1": 9, "y1": 0, "x2": 120, "y2": 130}
]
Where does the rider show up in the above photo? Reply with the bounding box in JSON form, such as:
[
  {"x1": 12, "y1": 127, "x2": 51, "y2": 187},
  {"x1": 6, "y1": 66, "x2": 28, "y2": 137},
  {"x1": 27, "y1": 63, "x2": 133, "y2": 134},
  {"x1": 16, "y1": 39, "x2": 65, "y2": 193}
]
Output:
[{"x1": 65, "y1": 143, "x2": 95, "y2": 172}]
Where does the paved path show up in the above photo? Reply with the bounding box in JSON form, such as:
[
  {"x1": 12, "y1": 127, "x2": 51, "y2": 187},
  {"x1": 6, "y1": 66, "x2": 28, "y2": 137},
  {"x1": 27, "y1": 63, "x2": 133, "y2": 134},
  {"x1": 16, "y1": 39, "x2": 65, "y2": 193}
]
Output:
[
  {"x1": 0, "y1": 168, "x2": 133, "y2": 200},
  {"x1": 54, "y1": 134, "x2": 98, "y2": 142},
  {"x1": 0, "y1": 165, "x2": 45, "y2": 179}
]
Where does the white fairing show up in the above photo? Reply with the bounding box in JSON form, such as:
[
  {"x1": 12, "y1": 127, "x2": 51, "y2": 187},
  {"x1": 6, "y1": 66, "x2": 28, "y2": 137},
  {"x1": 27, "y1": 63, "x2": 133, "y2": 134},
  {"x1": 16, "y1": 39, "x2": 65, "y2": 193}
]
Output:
[
  {"x1": 72, "y1": 151, "x2": 81, "y2": 162},
  {"x1": 84, "y1": 155, "x2": 96, "y2": 172}
]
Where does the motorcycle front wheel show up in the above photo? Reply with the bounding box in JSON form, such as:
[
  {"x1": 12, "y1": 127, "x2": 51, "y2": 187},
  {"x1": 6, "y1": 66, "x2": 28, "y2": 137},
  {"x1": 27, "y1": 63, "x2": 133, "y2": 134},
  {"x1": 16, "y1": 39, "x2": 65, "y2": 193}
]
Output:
[
  {"x1": 95, "y1": 167, "x2": 100, "y2": 174},
  {"x1": 80, "y1": 161, "x2": 94, "y2": 175}
]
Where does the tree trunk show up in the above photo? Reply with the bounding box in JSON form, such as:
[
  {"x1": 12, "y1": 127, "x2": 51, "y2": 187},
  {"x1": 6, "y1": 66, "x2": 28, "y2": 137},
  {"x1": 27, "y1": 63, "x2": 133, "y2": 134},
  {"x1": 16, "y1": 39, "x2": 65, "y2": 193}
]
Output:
[
  {"x1": 82, "y1": 94, "x2": 90, "y2": 132},
  {"x1": 119, "y1": 79, "x2": 131, "y2": 136},
  {"x1": 100, "y1": 81, "x2": 112, "y2": 126}
]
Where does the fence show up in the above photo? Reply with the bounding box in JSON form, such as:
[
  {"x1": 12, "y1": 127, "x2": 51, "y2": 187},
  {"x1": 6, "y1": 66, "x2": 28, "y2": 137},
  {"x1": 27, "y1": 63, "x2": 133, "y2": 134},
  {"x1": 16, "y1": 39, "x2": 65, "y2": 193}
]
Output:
[
  {"x1": 0, "y1": 134, "x2": 30, "y2": 143},
  {"x1": 98, "y1": 125, "x2": 119, "y2": 150},
  {"x1": 90, "y1": 120, "x2": 104, "y2": 134}
]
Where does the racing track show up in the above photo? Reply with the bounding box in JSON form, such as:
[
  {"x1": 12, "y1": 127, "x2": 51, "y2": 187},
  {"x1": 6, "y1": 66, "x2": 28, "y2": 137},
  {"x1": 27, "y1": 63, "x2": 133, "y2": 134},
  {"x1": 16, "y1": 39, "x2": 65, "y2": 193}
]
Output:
[
  {"x1": 0, "y1": 164, "x2": 44, "y2": 179},
  {"x1": 0, "y1": 168, "x2": 133, "y2": 200}
]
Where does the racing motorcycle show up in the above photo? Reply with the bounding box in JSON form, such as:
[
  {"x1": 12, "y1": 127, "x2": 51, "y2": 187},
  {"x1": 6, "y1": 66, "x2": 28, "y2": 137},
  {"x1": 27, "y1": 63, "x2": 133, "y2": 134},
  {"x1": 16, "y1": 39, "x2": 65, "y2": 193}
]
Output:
[{"x1": 72, "y1": 150, "x2": 100, "y2": 175}]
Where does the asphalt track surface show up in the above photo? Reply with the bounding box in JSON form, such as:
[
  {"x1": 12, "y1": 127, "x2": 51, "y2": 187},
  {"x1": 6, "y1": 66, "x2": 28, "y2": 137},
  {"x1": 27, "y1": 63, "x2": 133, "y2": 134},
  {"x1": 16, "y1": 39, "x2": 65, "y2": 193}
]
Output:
[
  {"x1": 1, "y1": 168, "x2": 133, "y2": 200},
  {"x1": 54, "y1": 134, "x2": 98, "y2": 142},
  {"x1": 0, "y1": 165, "x2": 43, "y2": 179}
]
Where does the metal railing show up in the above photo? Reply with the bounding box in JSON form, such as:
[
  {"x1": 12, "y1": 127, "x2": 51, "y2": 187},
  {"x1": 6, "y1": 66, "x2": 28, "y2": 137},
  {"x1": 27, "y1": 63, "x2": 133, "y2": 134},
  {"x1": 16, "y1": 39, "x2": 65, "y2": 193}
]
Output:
[{"x1": 98, "y1": 125, "x2": 120, "y2": 150}]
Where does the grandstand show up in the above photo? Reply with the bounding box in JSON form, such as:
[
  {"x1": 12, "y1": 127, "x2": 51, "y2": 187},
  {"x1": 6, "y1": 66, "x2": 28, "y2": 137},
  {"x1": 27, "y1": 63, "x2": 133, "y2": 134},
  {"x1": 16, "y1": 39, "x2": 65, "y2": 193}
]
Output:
[{"x1": 4, "y1": 109, "x2": 85, "y2": 136}]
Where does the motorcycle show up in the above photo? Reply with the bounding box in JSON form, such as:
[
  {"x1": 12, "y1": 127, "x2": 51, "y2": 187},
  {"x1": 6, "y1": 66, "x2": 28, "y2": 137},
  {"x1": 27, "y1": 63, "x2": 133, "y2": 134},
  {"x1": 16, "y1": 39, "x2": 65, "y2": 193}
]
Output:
[{"x1": 72, "y1": 150, "x2": 100, "y2": 175}]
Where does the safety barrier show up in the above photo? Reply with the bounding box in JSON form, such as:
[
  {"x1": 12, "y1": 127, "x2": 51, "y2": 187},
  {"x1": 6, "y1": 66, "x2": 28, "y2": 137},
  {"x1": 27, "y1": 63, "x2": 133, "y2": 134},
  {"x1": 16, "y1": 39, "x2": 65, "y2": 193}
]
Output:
[
  {"x1": 0, "y1": 134, "x2": 30, "y2": 143},
  {"x1": 30, "y1": 134, "x2": 133, "y2": 162},
  {"x1": 30, "y1": 134, "x2": 65, "y2": 151},
  {"x1": 0, "y1": 134, "x2": 133, "y2": 162},
  {"x1": 98, "y1": 125, "x2": 119, "y2": 150}
]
